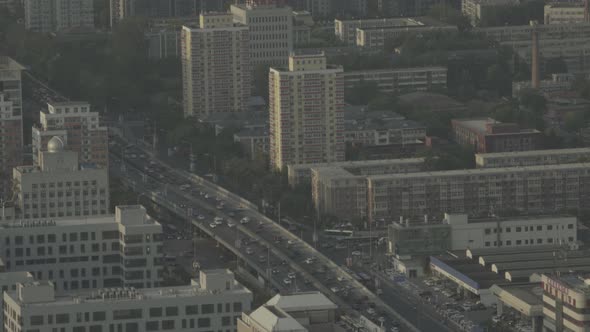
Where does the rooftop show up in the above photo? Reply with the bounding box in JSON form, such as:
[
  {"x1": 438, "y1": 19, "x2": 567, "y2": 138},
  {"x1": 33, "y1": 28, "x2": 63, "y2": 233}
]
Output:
[
  {"x1": 11, "y1": 279, "x2": 250, "y2": 306},
  {"x1": 234, "y1": 127, "x2": 269, "y2": 138},
  {"x1": 545, "y1": 274, "x2": 590, "y2": 294},
  {"x1": 397, "y1": 92, "x2": 465, "y2": 110},
  {"x1": 476, "y1": 147, "x2": 590, "y2": 159},
  {"x1": 249, "y1": 305, "x2": 306, "y2": 332},
  {"x1": 291, "y1": 157, "x2": 425, "y2": 171},
  {"x1": 0, "y1": 56, "x2": 25, "y2": 71},
  {"x1": 266, "y1": 292, "x2": 338, "y2": 312},
  {"x1": 367, "y1": 161, "x2": 590, "y2": 181}
]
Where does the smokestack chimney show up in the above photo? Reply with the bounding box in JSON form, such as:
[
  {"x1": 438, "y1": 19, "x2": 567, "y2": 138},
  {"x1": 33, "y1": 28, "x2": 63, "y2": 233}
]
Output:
[
  {"x1": 530, "y1": 20, "x2": 540, "y2": 90},
  {"x1": 585, "y1": 0, "x2": 589, "y2": 23}
]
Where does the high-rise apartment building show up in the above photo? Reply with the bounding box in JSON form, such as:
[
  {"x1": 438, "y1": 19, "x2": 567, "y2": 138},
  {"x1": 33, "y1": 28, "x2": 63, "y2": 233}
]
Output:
[
  {"x1": 181, "y1": 13, "x2": 250, "y2": 119},
  {"x1": 32, "y1": 101, "x2": 108, "y2": 167},
  {"x1": 269, "y1": 53, "x2": 344, "y2": 170},
  {"x1": 461, "y1": 0, "x2": 519, "y2": 26},
  {"x1": 544, "y1": 2, "x2": 587, "y2": 25},
  {"x1": 230, "y1": 2, "x2": 293, "y2": 68},
  {"x1": 110, "y1": 0, "x2": 198, "y2": 26},
  {"x1": 0, "y1": 57, "x2": 24, "y2": 196},
  {"x1": 13, "y1": 137, "x2": 109, "y2": 219},
  {"x1": 0, "y1": 205, "x2": 163, "y2": 293},
  {"x1": 24, "y1": 0, "x2": 94, "y2": 33},
  {"x1": 4, "y1": 269, "x2": 252, "y2": 332}
]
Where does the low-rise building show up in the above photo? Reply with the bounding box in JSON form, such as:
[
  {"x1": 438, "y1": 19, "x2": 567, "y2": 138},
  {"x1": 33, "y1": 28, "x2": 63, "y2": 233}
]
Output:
[
  {"x1": 287, "y1": 157, "x2": 425, "y2": 187},
  {"x1": 234, "y1": 127, "x2": 269, "y2": 159},
  {"x1": 146, "y1": 28, "x2": 181, "y2": 59},
  {"x1": 512, "y1": 73, "x2": 575, "y2": 97},
  {"x1": 542, "y1": 273, "x2": 590, "y2": 332},
  {"x1": 461, "y1": 0, "x2": 520, "y2": 26},
  {"x1": 343, "y1": 67, "x2": 447, "y2": 94},
  {"x1": 544, "y1": 2, "x2": 587, "y2": 25},
  {"x1": 356, "y1": 19, "x2": 457, "y2": 48},
  {"x1": 378, "y1": 0, "x2": 445, "y2": 17},
  {"x1": 343, "y1": 107, "x2": 427, "y2": 156},
  {"x1": 238, "y1": 292, "x2": 338, "y2": 332},
  {"x1": 0, "y1": 205, "x2": 163, "y2": 293},
  {"x1": 0, "y1": 272, "x2": 35, "y2": 329},
  {"x1": 13, "y1": 137, "x2": 109, "y2": 219},
  {"x1": 335, "y1": 17, "x2": 446, "y2": 46},
  {"x1": 475, "y1": 148, "x2": 590, "y2": 168},
  {"x1": 451, "y1": 118, "x2": 541, "y2": 153},
  {"x1": 4, "y1": 269, "x2": 252, "y2": 332}
]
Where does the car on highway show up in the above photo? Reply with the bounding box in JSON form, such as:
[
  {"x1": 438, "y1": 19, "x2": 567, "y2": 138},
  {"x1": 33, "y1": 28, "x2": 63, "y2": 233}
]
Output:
[
  {"x1": 197, "y1": 215, "x2": 205, "y2": 220},
  {"x1": 330, "y1": 286, "x2": 340, "y2": 293},
  {"x1": 351, "y1": 250, "x2": 361, "y2": 256},
  {"x1": 213, "y1": 217, "x2": 223, "y2": 225},
  {"x1": 246, "y1": 248, "x2": 254, "y2": 255},
  {"x1": 304, "y1": 257, "x2": 315, "y2": 264},
  {"x1": 227, "y1": 221, "x2": 236, "y2": 228},
  {"x1": 367, "y1": 308, "x2": 376, "y2": 316},
  {"x1": 240, "y1": 217, "x2": 251, "y2": 224},
  {"x1": 271, "y1": 268, "x2": 280, "y2": 274},
  {"x1": 283, "y1": 278, "x2": 292, "y2": 285},
  {"x1": 209, "y1": 223, "x2": 217, "y2": 228},
  {"x1": 287, "y1": 272, "x2": 296, "y2": 279},
  {"x1": 287, "y1": 240, "x2": 296, "y2": 245}
]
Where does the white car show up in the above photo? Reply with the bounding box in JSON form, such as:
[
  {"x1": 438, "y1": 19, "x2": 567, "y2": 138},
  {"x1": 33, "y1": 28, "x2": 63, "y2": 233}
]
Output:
[
  {"x1": 366, "y1": 308, "x2": 376, "y2": 316},
  {"x1": 330, "y1": 287, "x2": 340, "y2": 293},
  {"x1": 304, "y1": 257, "x2": 315, "y2": 264},
  {"x1": 227, "y1": 221, "x2": 236, "y2": 228},
  {"x1": 337, "y1": 276, "x2": 346, "y2": 282},
  {"x1": 287, "y1": 240, "x2": 296, "y2": 245},
  {"x1": 240, "y1": 217, "x2": 251, "y2": 224},
  {"x1": 246, "y1": 248, "x2": 254, "y2": 255},
  {"x1": 288, "y1": 272, "x2": 296, "y2": 279},
  {"x1": 197, "y1": 215, "x2": 205, "y2": 220},
  {"x1": 351, "y1": 250, "x2": 361, "y2": 256},
  {"x1": 209, "y1": 223, "x2": 217, "y2": 228},
  {"x1": 283, "y1": 278, "x2": 292, "y2": 285}
]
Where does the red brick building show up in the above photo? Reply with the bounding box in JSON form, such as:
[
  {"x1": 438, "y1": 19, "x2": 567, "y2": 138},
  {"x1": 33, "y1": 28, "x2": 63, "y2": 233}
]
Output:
[{"x1": 451, "y1": 118, "x2": 541, "y2": 153}]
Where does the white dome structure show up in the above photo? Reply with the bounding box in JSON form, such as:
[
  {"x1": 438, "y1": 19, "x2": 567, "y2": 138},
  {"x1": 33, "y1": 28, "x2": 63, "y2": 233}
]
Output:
[{"x1": 47, "y1": 136, "x2": 65, "y2": 153}]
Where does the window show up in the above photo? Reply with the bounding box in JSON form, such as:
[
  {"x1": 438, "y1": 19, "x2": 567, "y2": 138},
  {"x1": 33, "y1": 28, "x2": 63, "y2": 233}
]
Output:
[
  {"x1": 547, "y1": 225, "x2": 553, "y2": 230},
  {"x1": 233, "y1": 302, "x2": 242, "y2": 312},
  {"x1": 506, "y1": 240, "x2": 512, "y2": 246},
  {"x1": 484, "y1": 242, "x2": 490, "y2": 247},
  {"x1": 30, "y1": 315, "x2": 44, "y2": 325},
  {"x1": 484, "y1": 228, "x2": 491, "y2": 235},
  {"x1": 146, "y1": 322, "x2": 159, "y2": 331},
  {"x1": 568, "y1": 224, "x2": 574, "y2": 229},
  {"x1": 537, "y1": 239, "x2": 543, "y2": 244},
  {"x1": 202, "y1": 304, "x2": 214, "y2": 314},
  {"x1": 125, "y1": 323, "x2": 138, "y2": 332},
  {"x1": 56, "y1": 314, "x2": 70, "y2": 324},
  {"x1": 113, "y1": 309, "x2": 142, "y2": 320},
  {"x1": 516, "y1": 240, "x2": 522, "y2": 245},
  {"x1": 516, "y1": 227, "x2": 522, "y2": 232},
  {"x1": 165, "y1": 307, "x2": 178, "y2": 316},
  {"x1": 198, "y1": 318, "x2": 211, "y2": 328},
  {"x1": 537, "y1": 226, "x2": 542, "y2": 231},
  {"x1": 222, "y1": 316, "x2": 231, "y2": 326},
  {"x1": 149, "y1": 307, "x2": 162, "y2": 317},
  {"x1": 162, "y1": 320, "x2": 175, "y2": 330},
  {"x1": 186, "y1": 305, "x2": 199, "y2": 315},
  {"x1": 92, "y1": 312, "x2": 106, "y2": 321}
]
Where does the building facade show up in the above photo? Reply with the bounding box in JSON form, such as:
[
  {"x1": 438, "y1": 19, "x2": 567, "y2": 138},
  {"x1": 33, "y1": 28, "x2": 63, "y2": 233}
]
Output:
[
  {"x1": 110, "y1": 0, "x2": 197, "y2": 27},
  {"x1": 367, "y1": 163, "x2": 590, "y2": 221},
  {"x1": 269, "y1": 53, "x2": 344, "y2": 170},
  {"x1": 544, "y1": 3, "x2": 587, "y2": 25},
  {"x1": 475, "y1": 148, "x2": 590, "y2": 168},
  {"x1": 230, "y1": 3, "x2": 293, "y2": 68},
  {"x1": 146, "y1": 28, "x2": 181, "y2": 59},
  {"x1": 378, "y1": 0, "x2": 446, "y2": 17},
  {"x1": 451, "y1": 118, "x2": 541, "y2": 153},
  {"x1": 13, "y1": 137, "x2": 110, "y2": 219},
  {"x1": 0, "y1": 57, "x2": 24, "y2": 197},
  {"x1": 181, "y1": 13, "x2": 251, "y2": 119},
  {"x1": 32, "y1": 101, "x2": 108, "y2": 167},
  {"x1": 461, "y1": 0, "x2": 519, "y2": 26},
  {"x1": 343, "y1": 67, "x2": 448, "y2": 94},
  {"x1": 356, "y1": 23, "x2": 456, "y2": 48},
  {"x1": 542, "y1": 273, "x2": 590, "y2": 332},
  {"x1": 233, "y1": 128, "x2": 269, "y2": 159},
  {"x1": 24, "y1": 0, "x2": 94, "y2": 33},
  {"x1": 0, "y1": 205, "x2": 163, "y2": 293},
  {"x1": 4, "y1": 269, "x2": 252, "y2": 332}
]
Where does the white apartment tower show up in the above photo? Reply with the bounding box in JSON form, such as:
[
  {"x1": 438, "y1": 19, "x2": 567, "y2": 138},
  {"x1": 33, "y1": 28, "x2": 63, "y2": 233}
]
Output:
[
  {"x1": 0, "y1": 205, "x2": 164, "y2": 293},
  {"x1": 231, "y1": 2, "x2": 293, "y2": 68},
  {"x1": 24, "y1": 0, "x2": 94, "y2": 33},
  {"x1": 269, "y1": 53, "x2": 345, "y2": 170},
  {"x1": 181, "y1": 13, "x2": 251, "y2": 119},
  {"x1": 0, "y1": 57, "x2": 24, "y2": 195},
  {"x1": 32, "y1": 101, "x2": 108, "y2": 167},
  {"x1": 13, "y1": 137, "x2": 109, "y2": 219}
]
